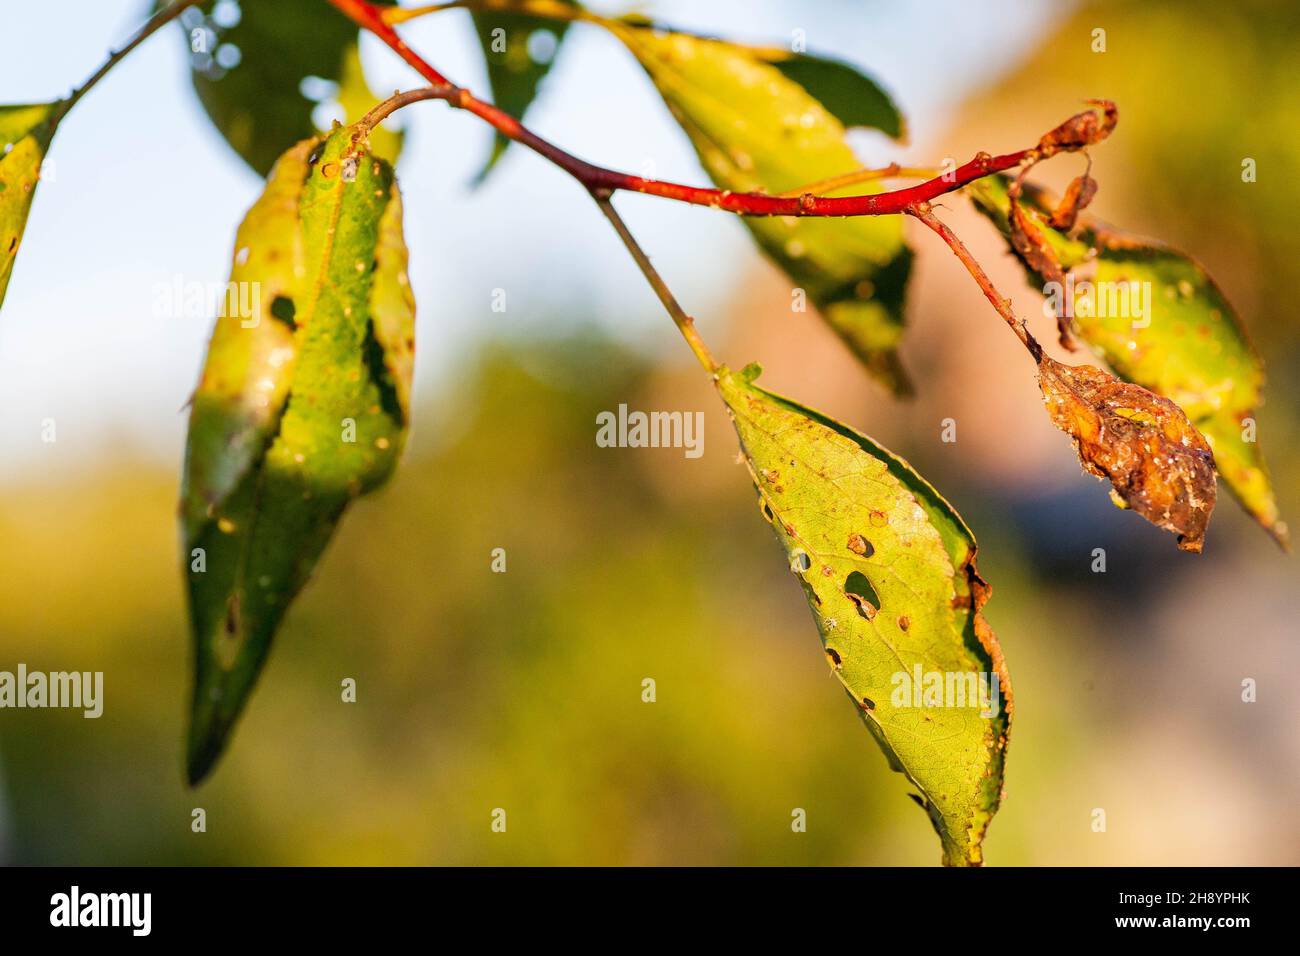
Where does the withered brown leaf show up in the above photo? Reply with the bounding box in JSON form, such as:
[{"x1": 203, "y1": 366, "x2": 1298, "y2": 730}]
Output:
[
  {"x1": 1038, "y1": 356, "x2": 1217, "y2": 552},
  {"x1": 1036, "y1": 99, "x2": 1117, "y2": 156},
  {"x1": 1048, "y1": 174, "x2": 1098, "y2": 231},
  {"x1": 1009, "y1": 196, "x2": 1072, "y2": 348}
]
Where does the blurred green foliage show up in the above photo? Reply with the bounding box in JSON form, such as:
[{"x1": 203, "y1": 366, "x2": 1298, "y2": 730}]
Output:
[{"x1": 1, "y1": 0, "x2": 1297, "y2": 867}]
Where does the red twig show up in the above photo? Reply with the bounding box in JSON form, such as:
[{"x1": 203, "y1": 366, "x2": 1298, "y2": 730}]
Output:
[
  {"x1": 906, "y1": 202, "x2": 1043, "y2": 361},
  {"x1": 326, "y1": 0, "x2": 1032, "y2": 217}
]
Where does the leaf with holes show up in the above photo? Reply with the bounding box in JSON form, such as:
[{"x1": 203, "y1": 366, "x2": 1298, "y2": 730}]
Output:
[
  {"x1": 968, "y1": 174, "x2": 1285, "y2": 547},
  {"x1": 718, "y1": 363, "x2": 1010, "y2": 865},
  {"x1": 169, "y1": 0, "x2": 400, "y2": 175},
  {"x1": 472, "y1": 1, "x2": 576, "y2": 182},
  {"x1": 182, "y1": 123, "x2": 415, "y2": 784},
  {"x1": 613, "y1": 24, "x2": 915, "y2": 394},
  {"x1": 0, "y1": 102, "x2": 59, "y2": 311}
]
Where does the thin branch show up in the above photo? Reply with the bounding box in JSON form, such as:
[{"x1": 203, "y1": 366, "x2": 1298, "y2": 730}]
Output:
[
  {"x1": 353, "y1": 85, "x2": 454, "y2": 135},
  {"x1": 592, "y1": 191, "x2": 719, "y2": 375},
  {"x1": 777, "y1": 163, "x2": 940, "y2": 198},
  {"x1": 325, "y1": 0, "x2": 1034, "y2": 218},
  {"x1": 54, "y1": 0, "x2": 201, "y2": 124},
  {"x1": 906, "y1": 202, "x2": 1043, "y2": 362},
  {"x1": 351, "y1": 85, "x2": 721, "y2": 372},
  {"x1": 329, "y1": 0, "x2": 452, "y2": 86}
]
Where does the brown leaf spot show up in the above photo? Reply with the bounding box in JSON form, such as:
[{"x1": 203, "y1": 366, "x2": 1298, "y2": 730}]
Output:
[
  {"x1": 846, "y1": 532, "x2": 874, "y2": 557},
  {"x1": 1038, "y1": 356, "x2": 1216, "y2": 551}
]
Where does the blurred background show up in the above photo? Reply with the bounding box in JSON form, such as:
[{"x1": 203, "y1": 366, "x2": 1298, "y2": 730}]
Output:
[{"x1": 0, "y1": 0, "x2": 1296, "y2": 865}]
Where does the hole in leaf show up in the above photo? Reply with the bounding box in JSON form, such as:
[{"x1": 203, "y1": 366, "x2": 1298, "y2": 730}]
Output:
[
  {"x1": 363, "y1": 319, "x2": 404, "y2": 424},
  {"x1": 789, "y1": 550, "x2": 811, "y2": 573},
  {"x1": 825, "y1": 647, "x2": 841, "y2": 668},
  {"x1": 269, "y1": 295, "x2": 296, "y2": 327},
  {"x1": 845, "y1": 571, "x2": 880, "y2": 620}
]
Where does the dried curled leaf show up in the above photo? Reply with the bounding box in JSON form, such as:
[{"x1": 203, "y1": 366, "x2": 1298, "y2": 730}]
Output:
[
  {"x1": 0, "y1": 102, "x2": 59, "y2": 312},
  {"x1": 612, "y1": 24, "x2": 915, "y2": 395},
  {"x1": 1008, "y1": 188, "x2": 1069, "y2": 346},
  {"x1": 182, "y1": 123, "x2": 415, "y2": 783},
  {"x1": 1048, "y1": 173, "x2": 1098, "y2": 231},
  {"x1": 968, "y1": 174, "x2": 1285, "y2": 546},
  {"x1": 1036, "y1": 99, "x2": 1116, "y2": 156},
  {"x1": 1039, "y1": 357, "x2": 1216, "y2": 551},
  {"x1": 719, "y1": 363, "x2": 1011, "y2": 865}
]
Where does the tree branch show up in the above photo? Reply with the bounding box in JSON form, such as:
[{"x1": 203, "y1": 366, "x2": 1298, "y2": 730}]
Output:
[
  {"x1": 55, "y1": 0, "x2": 202, "y2": 124},
  {"x1": 325, "y1": 0, "x2": 1034, "y2": 218}
]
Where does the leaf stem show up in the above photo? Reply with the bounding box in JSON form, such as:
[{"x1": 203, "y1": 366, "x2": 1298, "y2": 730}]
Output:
[
  {"x1": 350, "y1": 84, "x2": 720, "y2": 373},
  {"x1": 906, "y1": 202, "x2": 1043, "y2": 362},
  {"x1": 591, "y1": 191, "x2": 719, "y2": 375},
  {"x1": 353, "y1": 85, "x2": 455, "y2": 134},
  {"x1": 54, "y1": 0, "x2": 202, "y2": 125}
]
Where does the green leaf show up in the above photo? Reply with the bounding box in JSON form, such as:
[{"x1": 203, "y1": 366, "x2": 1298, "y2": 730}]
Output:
[
  {"x1": 613, "y1": 25, "x2": 915, "y2": 395},
  {"x1": 182, "y1": 124, "x2": 415, "y2": 784},
  {"x1": 756, "y1": 50, "x2": 904, "y2": 139},
  {"x1": 0, "y1": 101, "x2": 59, "y2": 311},
  {"x1": 968, "y1": 175, "x2": 1286, "y2": 547},
  {"x1": 718, "y1": 363, "x2": 1011, "y2": 865},
  {"x1": 472, "y1": 3, "x2": 576, "y2": 182},
  {"x1": 172, "y1": 0, "x2": 400, "y2": 175}
]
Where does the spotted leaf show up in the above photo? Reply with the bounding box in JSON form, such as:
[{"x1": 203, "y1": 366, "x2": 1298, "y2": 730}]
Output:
[
  {"x1": 718, "y1": 363, "x2": 1010, "y2": 865},
  {"x1": 182, "y1": 123, "x2": 415, "y2": 783},
  {"x1": 0, "y1": 101, "x2": 59, "y2": 311}
]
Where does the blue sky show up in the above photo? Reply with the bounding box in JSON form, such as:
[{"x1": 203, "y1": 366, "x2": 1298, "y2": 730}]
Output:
[{"x1": 0, "y1": 0, "x2": 1065, "y2": 476}]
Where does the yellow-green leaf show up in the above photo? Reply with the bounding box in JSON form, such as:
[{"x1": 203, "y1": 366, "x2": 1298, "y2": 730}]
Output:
[
  {"x1": 756, "y1": 49, "x2": 904, "y2": 139},
  {"x1": 968, "y1": 175, "x2": 1285, "y2": 547},
  {"x1": 0, "y1": 101, "x2": 59, "y2": 311},
  {"x1": 614, "y1": 25, "x2": 914, "y2": 394},
  {"x1": 182, "y1": 124, "x2": 415, "y2": 784},
  {"x1": 718, "y1": 362, "x2": 1011, "y2": 865}
]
